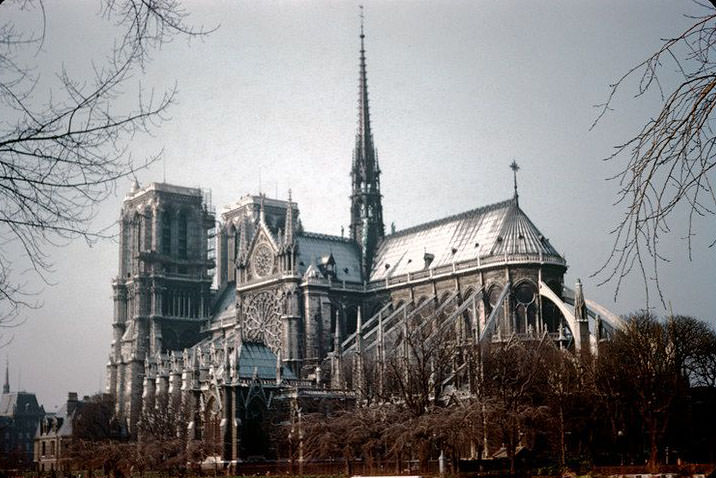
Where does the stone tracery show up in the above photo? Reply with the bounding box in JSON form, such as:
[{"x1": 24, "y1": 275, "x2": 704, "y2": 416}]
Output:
[{"x1": 243, "y1": 290, "x2": 282, "y2": 353}]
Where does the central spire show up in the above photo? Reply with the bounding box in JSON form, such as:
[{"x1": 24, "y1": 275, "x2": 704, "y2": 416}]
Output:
[
  {"x1": 357, "y1": 6, "x2": 373, "y2": 161},
  {"x1": 350, "y1": 7, "x2": 384, "y2": 279}
]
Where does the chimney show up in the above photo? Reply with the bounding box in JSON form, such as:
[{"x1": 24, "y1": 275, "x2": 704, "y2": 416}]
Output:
[{"x1": 67, "y1": 392, "x2": 79, "y2": 415}]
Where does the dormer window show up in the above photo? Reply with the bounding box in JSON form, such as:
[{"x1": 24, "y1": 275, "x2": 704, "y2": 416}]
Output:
[
  {"x1": 423, "y1": 252, "x2": 435, "y2": 269},
  {"x1": 318, "y1": 254, "x2": 336, "y2": 278}
]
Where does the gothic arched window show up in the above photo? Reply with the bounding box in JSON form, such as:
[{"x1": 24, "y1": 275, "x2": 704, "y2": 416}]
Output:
[
  {"x1": 514, "y1": 281, "x2": 537, "y2": 335},
  {"x1": 178, "y1": 211, "x2": 188, "y2": 258},
  {"x1": 143, "y1": 213, "x2": 152, "y2": 252},
  {"x1": 486, "y1": 284, "x2": 506, "y2": 333},
  {"x1": 161, "y1": 210, "x2": 171, "y2": 255}
]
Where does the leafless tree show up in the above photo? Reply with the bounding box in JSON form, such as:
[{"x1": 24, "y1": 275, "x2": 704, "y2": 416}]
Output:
[
  {"x1": 68, "y1": 394, "x2": 134, "y2": 478},
  {"x1": 0, "y1": 0, "x2": 212, "y2": 323},
  {"x1": 136, "y1": 391, "x2": 199, "y2": 477},
  {"x1": 666, "y1": 314, "x2": 716, "y2": 385},
  {"x1": 593, "y1": 3, "x2": 716, "y2": 306},
  {"x1": 383, "y1": 300, "x2": 460, "y2": 417},
  {"x1": 691, "y1": 326, "x2": 716, "y2": 386},
  {"x1": 596, "y1": 312, "x2": 692, "y2": 471},
  {"x1": 539, "y1": 341, "x2": 598, "y2": 469},
  {"x1": 481, "y1": 336, "x2": 549, "y2": 475}
]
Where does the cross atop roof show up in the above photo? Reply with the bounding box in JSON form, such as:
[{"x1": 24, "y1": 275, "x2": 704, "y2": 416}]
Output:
[{"x1": 510, "y1": 160, "x2": 520, "y2": 204}]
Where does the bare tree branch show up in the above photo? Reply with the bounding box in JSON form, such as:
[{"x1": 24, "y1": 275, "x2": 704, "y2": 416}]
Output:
[
  {"x1": 0, "y1": 0, "x2": 214, "y2": 326},
  {"x1": 592, "y1": 4, "x2": 716, "y2": 308}
]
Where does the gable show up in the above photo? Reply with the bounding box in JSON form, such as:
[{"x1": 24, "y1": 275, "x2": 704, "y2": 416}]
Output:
[{"x1": 246, "y1": 221, "x2": 279, "y2": 280}]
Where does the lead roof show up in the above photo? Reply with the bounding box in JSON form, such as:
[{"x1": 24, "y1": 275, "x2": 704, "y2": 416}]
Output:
[
  {"x1": 0, "y1": 392, "x2": 43, "y2": 417},
  {"x1": 296, "y1": 232, "x2": 362, "y2": 283},
  {"x1": 370, "y1": 197, "x2": 563, "y2": 281}
]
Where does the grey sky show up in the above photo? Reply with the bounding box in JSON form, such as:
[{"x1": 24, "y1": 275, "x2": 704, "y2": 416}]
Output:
[{"x1": 3, "y1": 1, "x2": 715, "y2": 410}]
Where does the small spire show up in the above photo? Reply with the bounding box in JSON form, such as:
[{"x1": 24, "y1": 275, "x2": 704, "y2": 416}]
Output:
[
  {"x1": 276, "y1": 349, "x2": 282, "y2": 385},
  {"x1": 3, "y1": 359, "x2": 9, "y2": 394},
  {"x1": 284, "y1": 189, "x2": 294, "y2": 246},
  {"x1": 224, "y1": 339, "x2": 230, "y2": 370},
  {"x1": 259, "y1": 194, "x2": 266, "y2": 224},
  {"x1": 355, "y1": 306, "x2": 364, "y2": 394},
  {"x1": 234, "y1": 334, "x2": 243, "y2": 375},
  {"x1": 574, "y1": 278, "x2": 586, "y2": 322},
  {"x1": 510, "y1": 160, "x2": 520, "y2": 205},
  {"x1": 238, "y1": 218, "x2": 248, "y2": 265},
  {"x1": 356, "y1": 307, "x2": 363, "y2": 337},
  {"x1": 333, "y1": 317, "x2": 342, "y2": 353}
]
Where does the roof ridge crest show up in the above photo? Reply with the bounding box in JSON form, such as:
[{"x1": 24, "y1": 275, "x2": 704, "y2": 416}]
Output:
[
  {"x1": 301, "y1": 231, "x2": 355, "y2": 243},
  {"x1": 386, "y1": 197, "x2": 516, "y2": 239}
]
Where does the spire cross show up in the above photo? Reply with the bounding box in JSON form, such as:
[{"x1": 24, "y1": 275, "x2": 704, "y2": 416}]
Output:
[
  {"x1": 359, "y1": 5, "x2": 365, "y2": 38},
  {"x1": 510, "y1": 160, "x2": 520, "y2": 203}
]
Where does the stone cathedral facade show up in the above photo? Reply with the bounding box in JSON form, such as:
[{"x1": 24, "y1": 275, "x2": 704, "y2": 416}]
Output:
[{"x1": 107, "y1": 26, "x2": 620, "y2": 460}]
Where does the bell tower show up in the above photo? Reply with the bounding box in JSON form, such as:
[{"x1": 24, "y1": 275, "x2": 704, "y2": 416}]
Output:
[
  {"x1": 107, "y1": 182, "x2": 214, "y2": 435},
  {"x1": 349, "y1": 10, "x2": 384, "y2": 278}
]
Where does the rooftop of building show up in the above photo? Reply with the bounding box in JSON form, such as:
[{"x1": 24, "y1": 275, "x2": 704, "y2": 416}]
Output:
[
  {"x1": 296, "y1": 232, "x2": 362, "y2": 283},
  {"x1": 124, "y1": 181, "x2": 205, "y2": 201},
  {"x1": 188, "y1": 331, "x2": 297, "y2": 382},
  {"x1": 0, "y1": 391, "x2": 44, "y2": 417},
  {"x1": 223, "y1": 194, "x2": 295, "y2": 212},
  {"x1": 370, "y1": 197, "x2": 564, "y2": 282}
]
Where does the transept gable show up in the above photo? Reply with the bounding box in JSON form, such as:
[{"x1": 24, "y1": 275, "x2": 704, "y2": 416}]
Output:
[
  {"x1": 246, "y1": 202, "x2": 280, "y2": 255},
  {"x1": 246, "y1": 223, "x2": 279, "y2": 280}
]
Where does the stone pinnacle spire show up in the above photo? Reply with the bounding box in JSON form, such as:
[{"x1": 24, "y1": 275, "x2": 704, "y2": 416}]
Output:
[
  {"x1": 574, "y1": 278, "x2": 586, "y2": 323},
  {"x1": 350, "y1": 6, "x2": 384, "y2": 279},
  {"x1": 3, "y1": 360, "x2": 9, "y2": 394},
  {"x1": 284, "y1": 189, "x2": 294, "y2": 246},
  {"x1": 357, "y1": 6, "x2": 373, "y2": 163}
]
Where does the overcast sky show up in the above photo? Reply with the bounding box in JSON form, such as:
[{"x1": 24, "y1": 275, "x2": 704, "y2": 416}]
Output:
[{"x1": 3, "y1": 1, "x2": 715, "y2": 410}]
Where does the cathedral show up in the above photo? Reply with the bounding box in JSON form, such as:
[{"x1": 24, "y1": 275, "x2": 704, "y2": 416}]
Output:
[{"x1": 106, "y1": 23, "x2": 621, "y2": 461}]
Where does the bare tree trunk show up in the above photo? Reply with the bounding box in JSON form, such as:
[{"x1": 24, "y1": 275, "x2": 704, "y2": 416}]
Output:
[
  {"x1": 344, "y1": 455, "x2": 352, "y2": 476},
  {"x1": 648, "y1": 423, "x2": 659, "y2": 473},
  {"x1": 560, "y1": 404, "x2": 566, "y2": 468}
]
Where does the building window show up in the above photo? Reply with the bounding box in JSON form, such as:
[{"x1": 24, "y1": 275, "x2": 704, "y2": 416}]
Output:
[
  {"x1": 135, "y1": 214, "x2": 142, "y2": 253},
  {"x1": 122, "y1": 219, "x2": 131, "y2": 274},
  {"x1": 161, "y1": 211, "x2": 172, "y2": 255}
]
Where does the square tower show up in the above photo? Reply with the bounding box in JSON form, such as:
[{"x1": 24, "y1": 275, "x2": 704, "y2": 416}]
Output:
[{"x1": 107, "y1": 182, "x2": 215, "y2": 434}]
